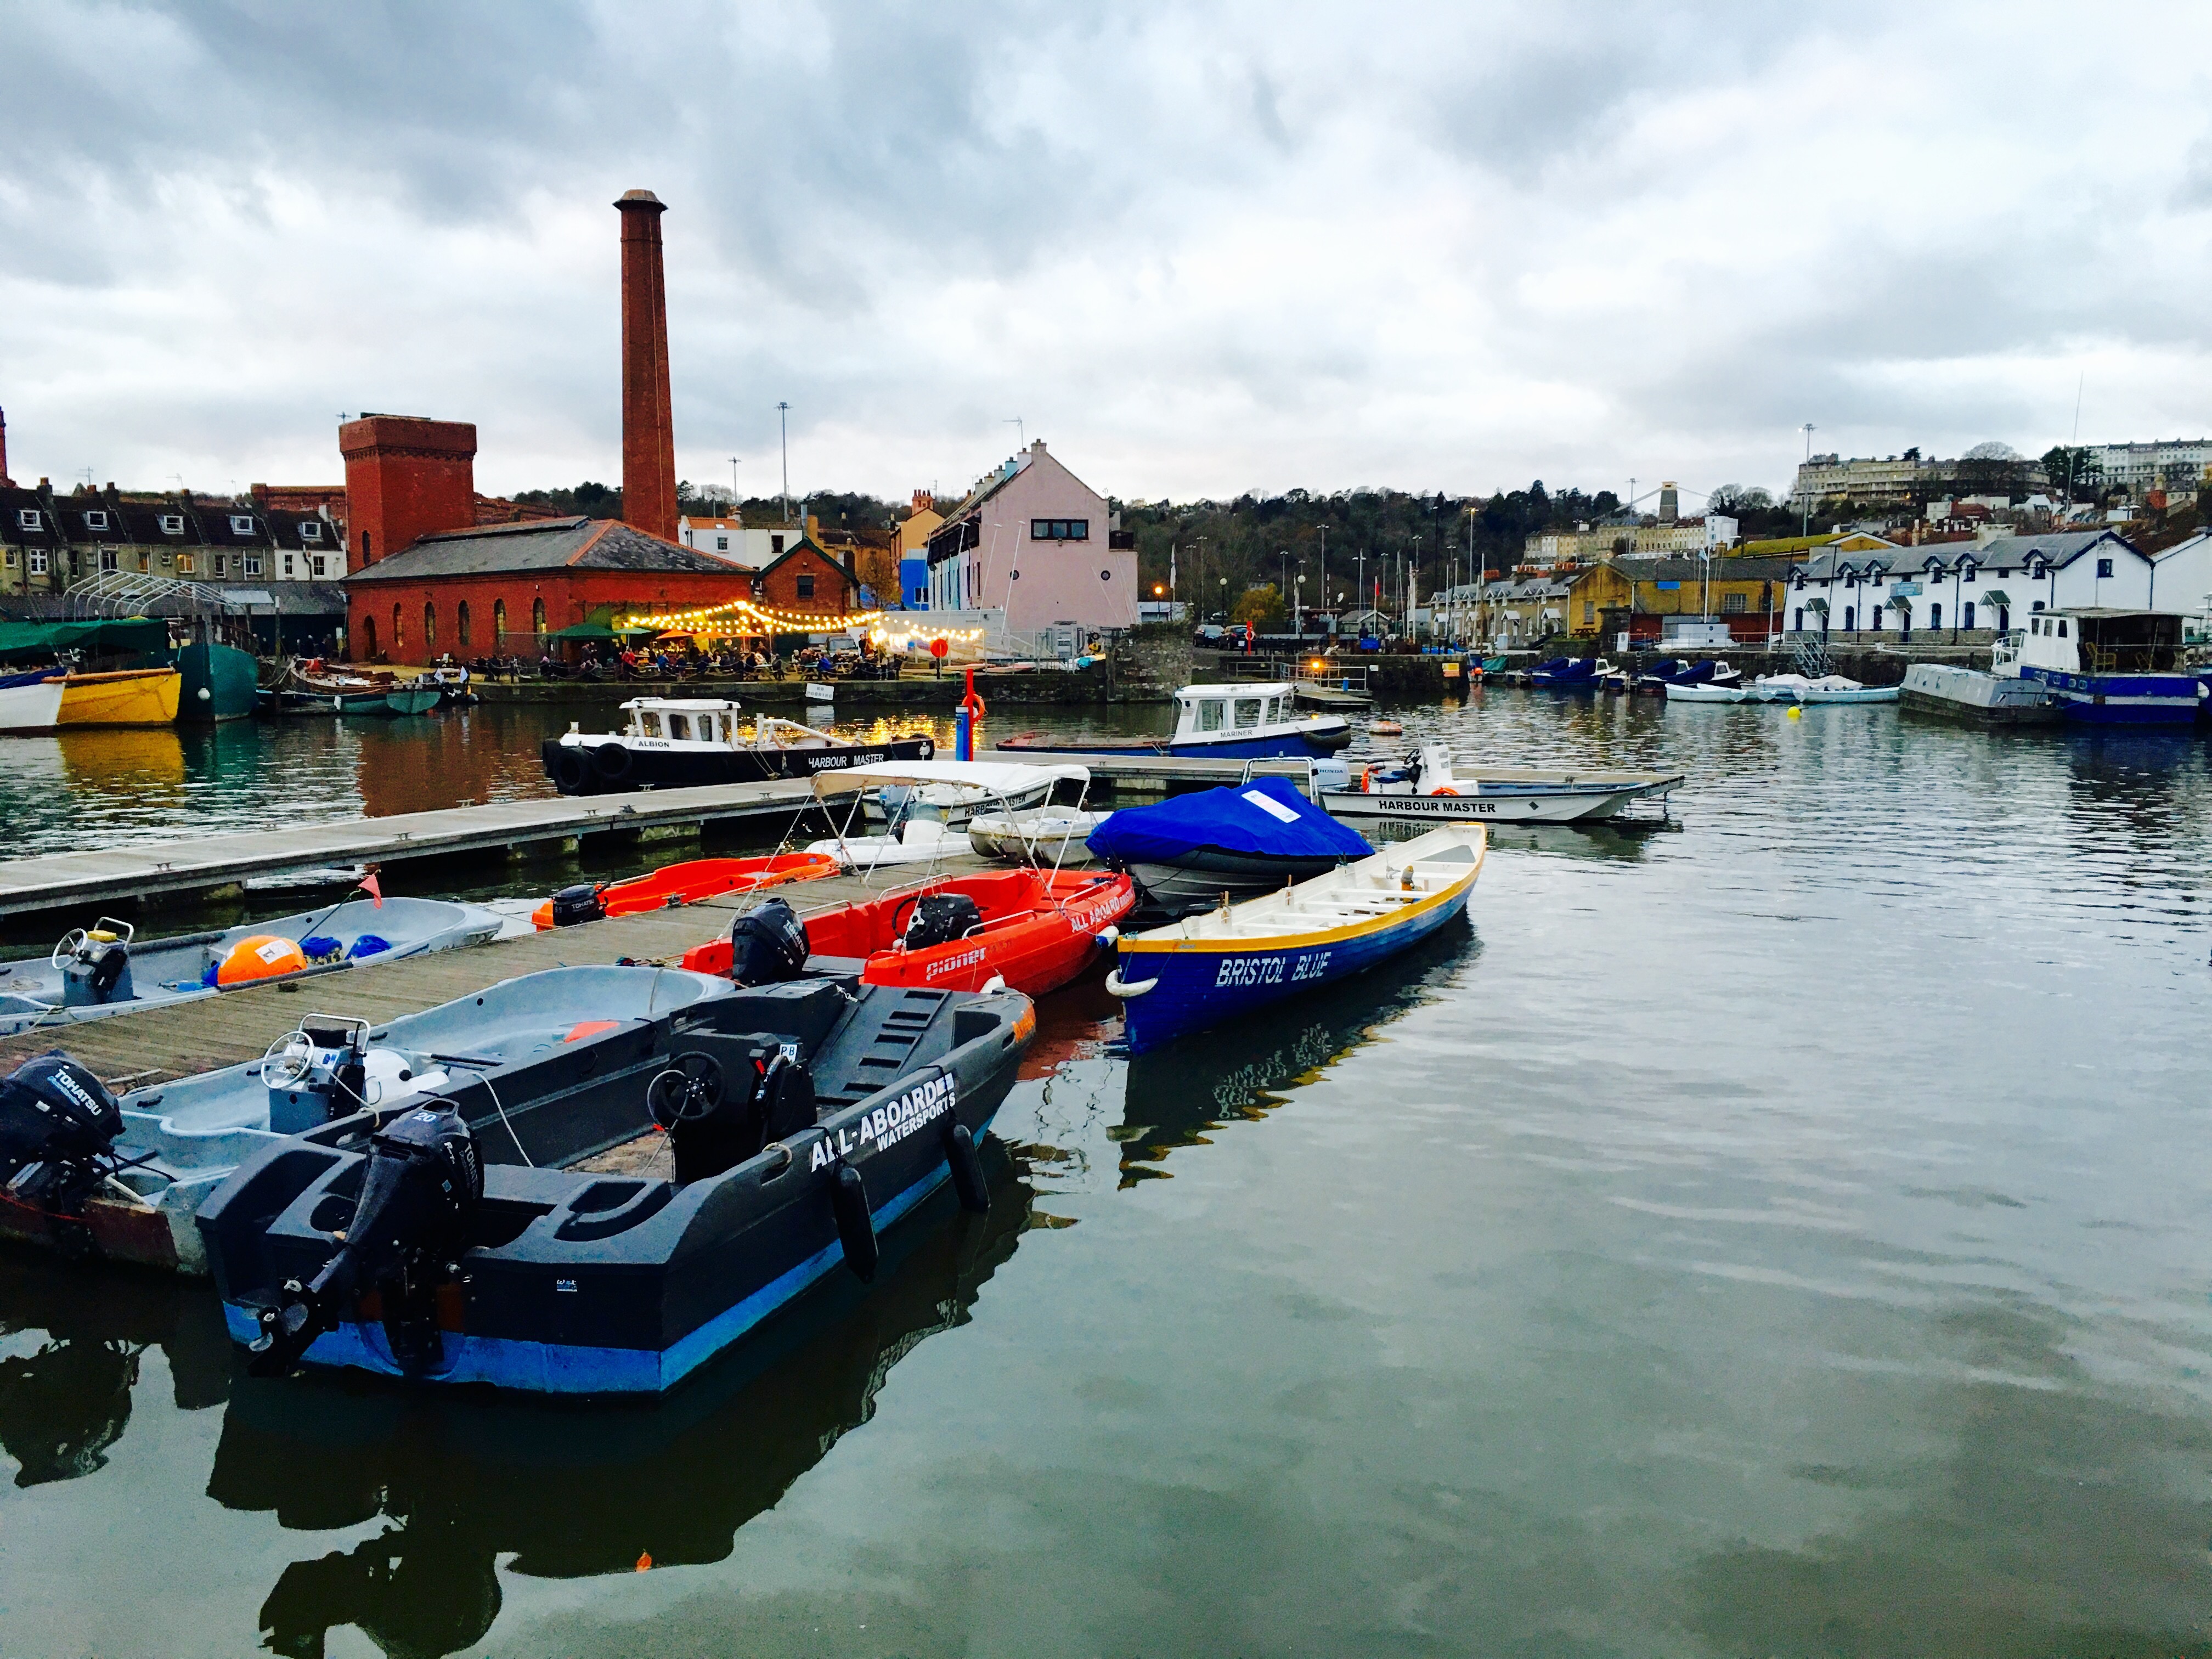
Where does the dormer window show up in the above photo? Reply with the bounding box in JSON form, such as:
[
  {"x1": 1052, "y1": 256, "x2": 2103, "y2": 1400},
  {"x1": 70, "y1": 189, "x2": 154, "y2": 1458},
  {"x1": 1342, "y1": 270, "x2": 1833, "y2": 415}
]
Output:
[
  {"x1": 83, "y1": 510, "x2": 109, "y2": 531},
  {"x1": 229, "y1": 514, "x2": 256, "y2": 536},
  {"x1": 15, "y1": 509, "x2": 41, "y2": 530},
  {"x1": 159, "y1": 514, "x2": 184, "y2": 535},
  {"x1": 2029, "y1": 561, "x2": 2046, "y2": 579},
  {"x1": 300, "y1": 520, "x2": 321, "y2": 540}
]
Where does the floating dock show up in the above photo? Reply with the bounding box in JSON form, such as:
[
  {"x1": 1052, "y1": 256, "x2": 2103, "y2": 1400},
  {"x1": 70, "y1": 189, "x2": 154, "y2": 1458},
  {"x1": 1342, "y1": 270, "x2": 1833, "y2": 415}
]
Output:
[
  {"x1": 0, "y1": 758, "x2": 1317, "y2": 919},
  {"x1": 0, "y1": 859, "x2": 1005, "y2": 1088}
]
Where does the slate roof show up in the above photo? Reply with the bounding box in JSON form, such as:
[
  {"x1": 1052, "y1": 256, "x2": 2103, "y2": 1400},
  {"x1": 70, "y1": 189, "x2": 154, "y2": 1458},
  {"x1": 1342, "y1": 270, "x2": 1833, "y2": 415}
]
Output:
[
  {"x1": 1795, "y1": 529, "x2": 2138, "y2": 583},
  {"x1": 346, "y1": 517, "x2": 741, "y2": 583}
]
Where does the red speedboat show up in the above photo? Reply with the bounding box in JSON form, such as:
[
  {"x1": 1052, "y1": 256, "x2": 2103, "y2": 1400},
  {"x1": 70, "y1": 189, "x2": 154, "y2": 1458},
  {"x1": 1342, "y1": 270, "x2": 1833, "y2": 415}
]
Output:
[
  {"x1": 681, "y1": 867, "x2": 1135, "y2": 997},
  {"x1": 533, "y1": 853, "x2": 838, "y2": 930}
]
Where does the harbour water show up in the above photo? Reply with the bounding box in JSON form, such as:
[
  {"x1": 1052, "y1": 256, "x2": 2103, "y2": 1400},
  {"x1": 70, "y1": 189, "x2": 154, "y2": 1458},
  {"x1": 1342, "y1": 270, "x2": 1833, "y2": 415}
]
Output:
[{"x1": 5, "y1": 690, "x2": 2212, "y2": 1656}]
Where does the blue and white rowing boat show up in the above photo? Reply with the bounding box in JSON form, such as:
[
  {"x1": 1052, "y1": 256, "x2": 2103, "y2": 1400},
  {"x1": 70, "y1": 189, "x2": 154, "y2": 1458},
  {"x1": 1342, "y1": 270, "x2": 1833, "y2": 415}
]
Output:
[{"x1": 1104, "y1": 825, "x2": 1485, "y2": 1054}]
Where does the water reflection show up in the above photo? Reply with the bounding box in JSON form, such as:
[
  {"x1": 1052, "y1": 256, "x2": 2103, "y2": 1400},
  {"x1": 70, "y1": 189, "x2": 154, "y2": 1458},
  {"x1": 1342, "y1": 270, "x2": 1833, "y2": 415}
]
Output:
[
  {"x1": 1111, "y1": 923, "x2": 1477, "y2": 1185},
  {"x1": 207, "y1": 1156, "x2": 1031, "y2": 1658},
  {"x1": 0, "y1": 1252, "x2": 230, "y2": 1487}
]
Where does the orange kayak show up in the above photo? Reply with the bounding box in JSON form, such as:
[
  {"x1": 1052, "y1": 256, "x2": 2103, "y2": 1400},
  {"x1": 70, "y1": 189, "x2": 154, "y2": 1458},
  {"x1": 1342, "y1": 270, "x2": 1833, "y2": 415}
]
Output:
[
  {"x1": 681, "y1": 867, "x2": 1134, "y2": 998},
  {"x1": 532, "y1": 853, "x2": 837, "y2": 929}
]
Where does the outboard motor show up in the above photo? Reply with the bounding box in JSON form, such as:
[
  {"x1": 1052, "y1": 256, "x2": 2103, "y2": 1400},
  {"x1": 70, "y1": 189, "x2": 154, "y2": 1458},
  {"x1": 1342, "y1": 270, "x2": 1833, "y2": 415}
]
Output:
[
  {"x1": 262, "y1": 1018, "x2": 372, "y2": 1135},
  {"x1": 726, "y1": 897, "x2": 809, "y2": 985},
  {"x1": 249, "y1": 1102, "x2": 482, "y2": 1378},
  {"x1": 548, "y1": 883, "x2": 606, "y2": 927},
  {"x1": 904, "y1": 893, "x2": 983, "y2": 951},
  {"x1": 54, "y1": 922, "x2": 134, "y2": 1009},
  {"x1": 0, "y1": 1052, "x2": 125, "y2": 1218}
]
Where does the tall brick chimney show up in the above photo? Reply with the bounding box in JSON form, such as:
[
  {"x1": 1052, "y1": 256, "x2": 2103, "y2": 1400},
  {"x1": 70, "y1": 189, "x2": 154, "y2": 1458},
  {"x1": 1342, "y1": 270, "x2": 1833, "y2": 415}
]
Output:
[
  {"x1": 0, "y1": 406, "x2": 13, "y2": 487},
  {"x1": 615, "y1": 189, "x2": 677, "y2": 543},
  {"x1": 337, "y1": 414, "x2": 477, "y2": 572}
]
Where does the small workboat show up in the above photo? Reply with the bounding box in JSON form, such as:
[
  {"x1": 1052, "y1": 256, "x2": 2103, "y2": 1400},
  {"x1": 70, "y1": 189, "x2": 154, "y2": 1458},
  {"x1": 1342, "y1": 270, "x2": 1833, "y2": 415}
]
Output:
[
  {"x1": 0, "y1": 964, "x2": 740, "y2": 1273},
  {"x1": 0, "y1": 668, "x2": 65, "y2": 735},
  {"x1": 1106, "y1": 825, "x2": 1486, "y2": 1054},
  {"x1": 532, "y1": 853, "x2": 838, "y2": 929},
  {"x1": 1321, "y1": 742, "x2": 1683, "y2": 825},
  {"x1": 0, "y1": 896, "x2": 504, "y2": 1037},
  {"x1": 997, "y1": 682, "x2": 1351, "y2": 759},
  {"x1": 58, "y1": 667, "x2": 182, "y2": 727},
  {"x1": 195, "y1": 974, "x2": 1036, "y2": 1392},
  {"x1": 683, "y1": 865, "x2": 1135, "y2": 999},
  {"x1": 543, "y1": 699, "x2": 934, "y2": 794},
  {"x1": 176, "y1": 641, "x2": 260, "y2": 723},
  {"x1": 967, "y1": 807, "x2": 1112, "y2": 864},
  {"x1": 1085, "y1": 777, "x2": 1373, "y2": 919},
  {"x1": 2001, "y1": 611, "x2": 2205, "y2": 724}
]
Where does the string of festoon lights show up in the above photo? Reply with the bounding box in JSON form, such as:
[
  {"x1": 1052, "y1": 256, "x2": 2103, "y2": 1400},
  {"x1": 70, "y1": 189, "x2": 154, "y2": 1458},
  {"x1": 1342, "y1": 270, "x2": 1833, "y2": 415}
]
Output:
[
  {"x1": 616, "y1": 596, "x2": 887, "y2": 635},
  {"x1": 616, "y1": 596, "x2": 997, "y2": 653}
]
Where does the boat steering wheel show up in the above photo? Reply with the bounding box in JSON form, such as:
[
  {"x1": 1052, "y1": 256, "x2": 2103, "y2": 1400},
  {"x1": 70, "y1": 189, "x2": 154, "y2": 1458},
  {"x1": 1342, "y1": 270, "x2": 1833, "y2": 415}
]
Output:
[
  {"x1": 648, "y1": 1052, "x2": 726, "y2": 1127},
  {"x1": 261, "y1": 1030, "x2": 317, "y2": 1089},
  {"x1": 49, "y1": 930, "x2": 89, "y2": 970}
]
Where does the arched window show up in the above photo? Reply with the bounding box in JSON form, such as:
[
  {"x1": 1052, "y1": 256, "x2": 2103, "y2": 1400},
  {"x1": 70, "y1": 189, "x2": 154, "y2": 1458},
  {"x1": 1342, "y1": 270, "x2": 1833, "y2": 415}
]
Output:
[
  {"x1": 1793, "y1": 607, "x2": 1803, "y2": 632},
  {"x1": 457, "y1": 601, "x2": 471, "y2": 647},
  {"x1": 362, "y1": 616, "x2": 378, "y2": 658},
  {"x1": 424, "y1": 602, "x2": 437, "y2": 652},
  {"x1": 392, "y1": 603, "x2": 404, "y2": 651},
  {"x1": 362, "y1": 532, "x2": 372, "y2": 562},
  {"x1": 493, "y1": 599, "x2": 507, "y2": 639},
  {"x1": 532, "y1": 597, "x2": 546, "y2": 637}
]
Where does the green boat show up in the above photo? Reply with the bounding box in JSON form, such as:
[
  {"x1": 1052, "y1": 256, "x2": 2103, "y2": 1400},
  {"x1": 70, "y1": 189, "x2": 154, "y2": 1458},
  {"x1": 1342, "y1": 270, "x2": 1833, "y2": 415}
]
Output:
[{"x1": 176, "y1": 641, "x2": 260, "y2": 723}]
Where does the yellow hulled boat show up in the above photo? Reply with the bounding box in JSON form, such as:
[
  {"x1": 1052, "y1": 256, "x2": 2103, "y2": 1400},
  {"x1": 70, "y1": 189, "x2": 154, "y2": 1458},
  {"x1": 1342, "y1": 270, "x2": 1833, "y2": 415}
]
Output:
[{"x1": 57, "y1": 668, "x2": 183, "y2": 728}]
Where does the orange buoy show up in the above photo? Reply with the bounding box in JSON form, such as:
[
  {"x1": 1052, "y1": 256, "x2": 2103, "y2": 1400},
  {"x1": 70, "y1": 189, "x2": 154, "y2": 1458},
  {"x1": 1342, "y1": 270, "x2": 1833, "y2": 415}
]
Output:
[{"x1": 217, "y1": 935, "x2": 308, "y2": 986}]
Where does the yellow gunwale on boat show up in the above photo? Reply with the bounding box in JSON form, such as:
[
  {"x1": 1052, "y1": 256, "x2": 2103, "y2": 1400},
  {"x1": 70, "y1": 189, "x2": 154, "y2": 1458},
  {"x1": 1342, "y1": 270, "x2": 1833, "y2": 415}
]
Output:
[
  {"x1": 1118, "y1": 826, "x2": 1487, "y2": 955},
  {"x1": 57, "y1": 667, "x2": 184, "y2": 729}
]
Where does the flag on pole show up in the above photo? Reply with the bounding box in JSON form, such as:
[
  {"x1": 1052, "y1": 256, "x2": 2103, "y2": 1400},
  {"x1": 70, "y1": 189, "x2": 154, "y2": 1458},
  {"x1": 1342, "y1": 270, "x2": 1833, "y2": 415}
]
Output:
[{"x1": 360, "y1": 867, "x2": 383, "y2": 908}]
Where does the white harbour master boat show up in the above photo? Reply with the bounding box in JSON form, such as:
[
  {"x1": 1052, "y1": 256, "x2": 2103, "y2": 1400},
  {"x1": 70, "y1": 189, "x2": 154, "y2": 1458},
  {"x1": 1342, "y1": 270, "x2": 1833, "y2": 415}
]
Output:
[{"x1": 1319, "y1": 743, "x2": 1683, "y2": 825}]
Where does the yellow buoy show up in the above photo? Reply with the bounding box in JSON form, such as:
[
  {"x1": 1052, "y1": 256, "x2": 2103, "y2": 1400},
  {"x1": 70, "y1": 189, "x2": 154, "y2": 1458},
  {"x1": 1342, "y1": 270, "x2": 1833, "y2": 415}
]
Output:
[
  {"x1": 1786, "y1": 706, "x2": 1802, "y2": 719},
  {"x1": 217, "y1": 935, "x2": 308, "y2": 986}
]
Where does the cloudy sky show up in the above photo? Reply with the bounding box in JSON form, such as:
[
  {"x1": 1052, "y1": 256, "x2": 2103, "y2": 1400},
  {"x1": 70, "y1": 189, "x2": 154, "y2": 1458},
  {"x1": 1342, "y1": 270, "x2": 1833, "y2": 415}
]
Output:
[{"x1": 3, "y1": 1, "x2": 2208, "y2": 509}]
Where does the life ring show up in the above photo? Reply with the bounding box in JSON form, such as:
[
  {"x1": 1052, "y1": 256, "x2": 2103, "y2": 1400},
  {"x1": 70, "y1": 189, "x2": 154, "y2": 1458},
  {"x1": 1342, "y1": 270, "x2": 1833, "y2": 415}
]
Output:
[
  {"x1": 916, "y1": 737, "x2": 935, "y2": 759},
  {"x1": 551, "y1": 748, "x2": 592, "y2": 794},
  {"x1": 590, "y1": 742, "x2": 634, "y2": 782},
  {"x1": 1429, "y1": 786, "x2": 1460, "y2": 797}
]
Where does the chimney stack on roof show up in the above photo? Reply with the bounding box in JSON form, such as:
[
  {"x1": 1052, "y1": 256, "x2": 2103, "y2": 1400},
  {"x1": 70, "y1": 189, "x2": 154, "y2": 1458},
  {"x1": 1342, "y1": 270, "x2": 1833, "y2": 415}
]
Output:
[{"x1": 615, "y1": 189, "x2": 678, "y2": 544}]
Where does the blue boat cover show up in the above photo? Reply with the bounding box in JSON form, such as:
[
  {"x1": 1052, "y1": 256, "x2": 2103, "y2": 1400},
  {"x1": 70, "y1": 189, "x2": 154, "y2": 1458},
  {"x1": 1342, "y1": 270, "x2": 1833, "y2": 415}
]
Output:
[{"x1": 1087, "y1": 777, "x2": 1370, "y2": 864}]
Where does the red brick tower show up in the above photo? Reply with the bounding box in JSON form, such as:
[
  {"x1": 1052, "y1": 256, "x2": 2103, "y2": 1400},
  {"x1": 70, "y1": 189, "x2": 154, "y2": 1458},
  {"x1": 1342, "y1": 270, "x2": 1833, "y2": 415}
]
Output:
[
  {"x1": 616, "y1": 189, "x2": 678, "y2": 543},
  {"x1": 338, "y1": 415, "x2": 477, "y2": 572}
]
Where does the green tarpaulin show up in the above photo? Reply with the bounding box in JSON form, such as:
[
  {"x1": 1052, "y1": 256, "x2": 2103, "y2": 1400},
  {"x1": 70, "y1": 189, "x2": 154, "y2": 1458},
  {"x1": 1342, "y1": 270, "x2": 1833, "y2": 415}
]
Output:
[
  {"x1": 0, "y1": 617, "x2": 169, "y2": 663},
  {"x1": 546, "y1": 619, "x2": 658, "y2": 641}
]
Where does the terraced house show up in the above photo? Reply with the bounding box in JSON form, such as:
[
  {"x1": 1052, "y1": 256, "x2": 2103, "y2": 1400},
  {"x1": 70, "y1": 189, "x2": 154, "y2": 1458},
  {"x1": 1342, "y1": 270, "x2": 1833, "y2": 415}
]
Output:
[{"x1": 0, "y1": 478, "x2": 349, "y2": 635}]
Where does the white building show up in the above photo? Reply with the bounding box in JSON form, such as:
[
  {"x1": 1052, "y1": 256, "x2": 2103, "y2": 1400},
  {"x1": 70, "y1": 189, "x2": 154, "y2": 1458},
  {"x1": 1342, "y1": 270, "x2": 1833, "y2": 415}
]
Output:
[
  {"x1": 2087, "y1": 441, "x2": 2212, "y2": 499},
  {"x1": 675, "y1": 514, "x2": 804, "y2": 570},
  {"x1": 1782, "y1": 529, "x2": 2148, "y2": 638}
]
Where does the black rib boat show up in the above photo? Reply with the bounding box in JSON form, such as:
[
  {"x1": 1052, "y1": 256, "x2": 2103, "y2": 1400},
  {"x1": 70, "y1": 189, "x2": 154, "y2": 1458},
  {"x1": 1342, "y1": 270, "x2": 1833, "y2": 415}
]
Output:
[{"x1": 198, "y1": 973, "x2": 1035, "y2": 1395}]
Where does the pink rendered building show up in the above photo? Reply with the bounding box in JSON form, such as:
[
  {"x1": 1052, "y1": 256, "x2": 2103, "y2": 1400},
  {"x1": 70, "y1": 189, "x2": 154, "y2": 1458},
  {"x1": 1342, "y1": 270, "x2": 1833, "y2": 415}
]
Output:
[{"x1": 924, "y1": 441, "x2": 1137, "y2": 631}]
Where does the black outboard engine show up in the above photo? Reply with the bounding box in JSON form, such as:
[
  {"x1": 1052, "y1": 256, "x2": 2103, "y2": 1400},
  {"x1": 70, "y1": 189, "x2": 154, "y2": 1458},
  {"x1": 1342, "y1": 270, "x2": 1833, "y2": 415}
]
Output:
[
  {"x1": 249, "y1": 1103, "x2": 482, "y2": 1378},
  {"x1": 548, "y1": 883, "x2": 606, "y2": 927},
  {"x1": 0, "y1": 1052, "x2": 125, "y2": 1218},
  {"x1": 904, "y1": 893, "x2": 983, "y2": 950},
  {"x1": 726, "y1": 897, "x2": 809, "y2": 985}
]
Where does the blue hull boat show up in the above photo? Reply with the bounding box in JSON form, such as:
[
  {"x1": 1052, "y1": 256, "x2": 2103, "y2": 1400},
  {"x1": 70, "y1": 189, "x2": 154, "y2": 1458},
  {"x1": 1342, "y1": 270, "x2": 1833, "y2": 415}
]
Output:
[
  {"x1": 1086, "y1": 775, "x2": 1373, "y2": 920},
  {"x1": 1105, "y1": 827, "x2": 1485, "y2": 1053},
  {"x1": 1001, "y1": 681, "x2": 1350, "y2": 760},
  {"x1": 2020, "y1": 667, "x2": 2204, "y2": 724}
]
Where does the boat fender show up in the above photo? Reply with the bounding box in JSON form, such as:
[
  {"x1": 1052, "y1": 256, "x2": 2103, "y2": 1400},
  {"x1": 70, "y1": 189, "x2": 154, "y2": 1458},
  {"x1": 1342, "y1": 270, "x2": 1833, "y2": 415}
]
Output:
[
  {"x1": 942, "y1": 1118, "x2": 989, "y2": 1214},
  {"x1": 551, "y1": 748, "x2": 593, "y2": 794},
  {"x1": 1429, "y1": 786, "x2": 1460, "y2": 797},
  {"x1": 1094, "y1": 926, "x2": 1120, "y2": 947},
  {"x1": 979, "y1": 974, "x2": 1007, "y2": 994},
  {"x1": 1104, "y1": 968, "x2": 1158, "y2": 998},
  {"x1": 831, "y1": 1163, "x2": 878, "y2": 1282},
  {"x1": 591, "y1": 742, "x2": 634, "y2": 782}
]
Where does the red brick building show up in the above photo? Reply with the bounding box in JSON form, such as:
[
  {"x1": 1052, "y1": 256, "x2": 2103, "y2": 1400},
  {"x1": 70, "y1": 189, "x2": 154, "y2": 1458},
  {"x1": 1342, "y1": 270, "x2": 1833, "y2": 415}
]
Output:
[{"x1": 345, "y1": 516, "x2": 761, "y2": 660}]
